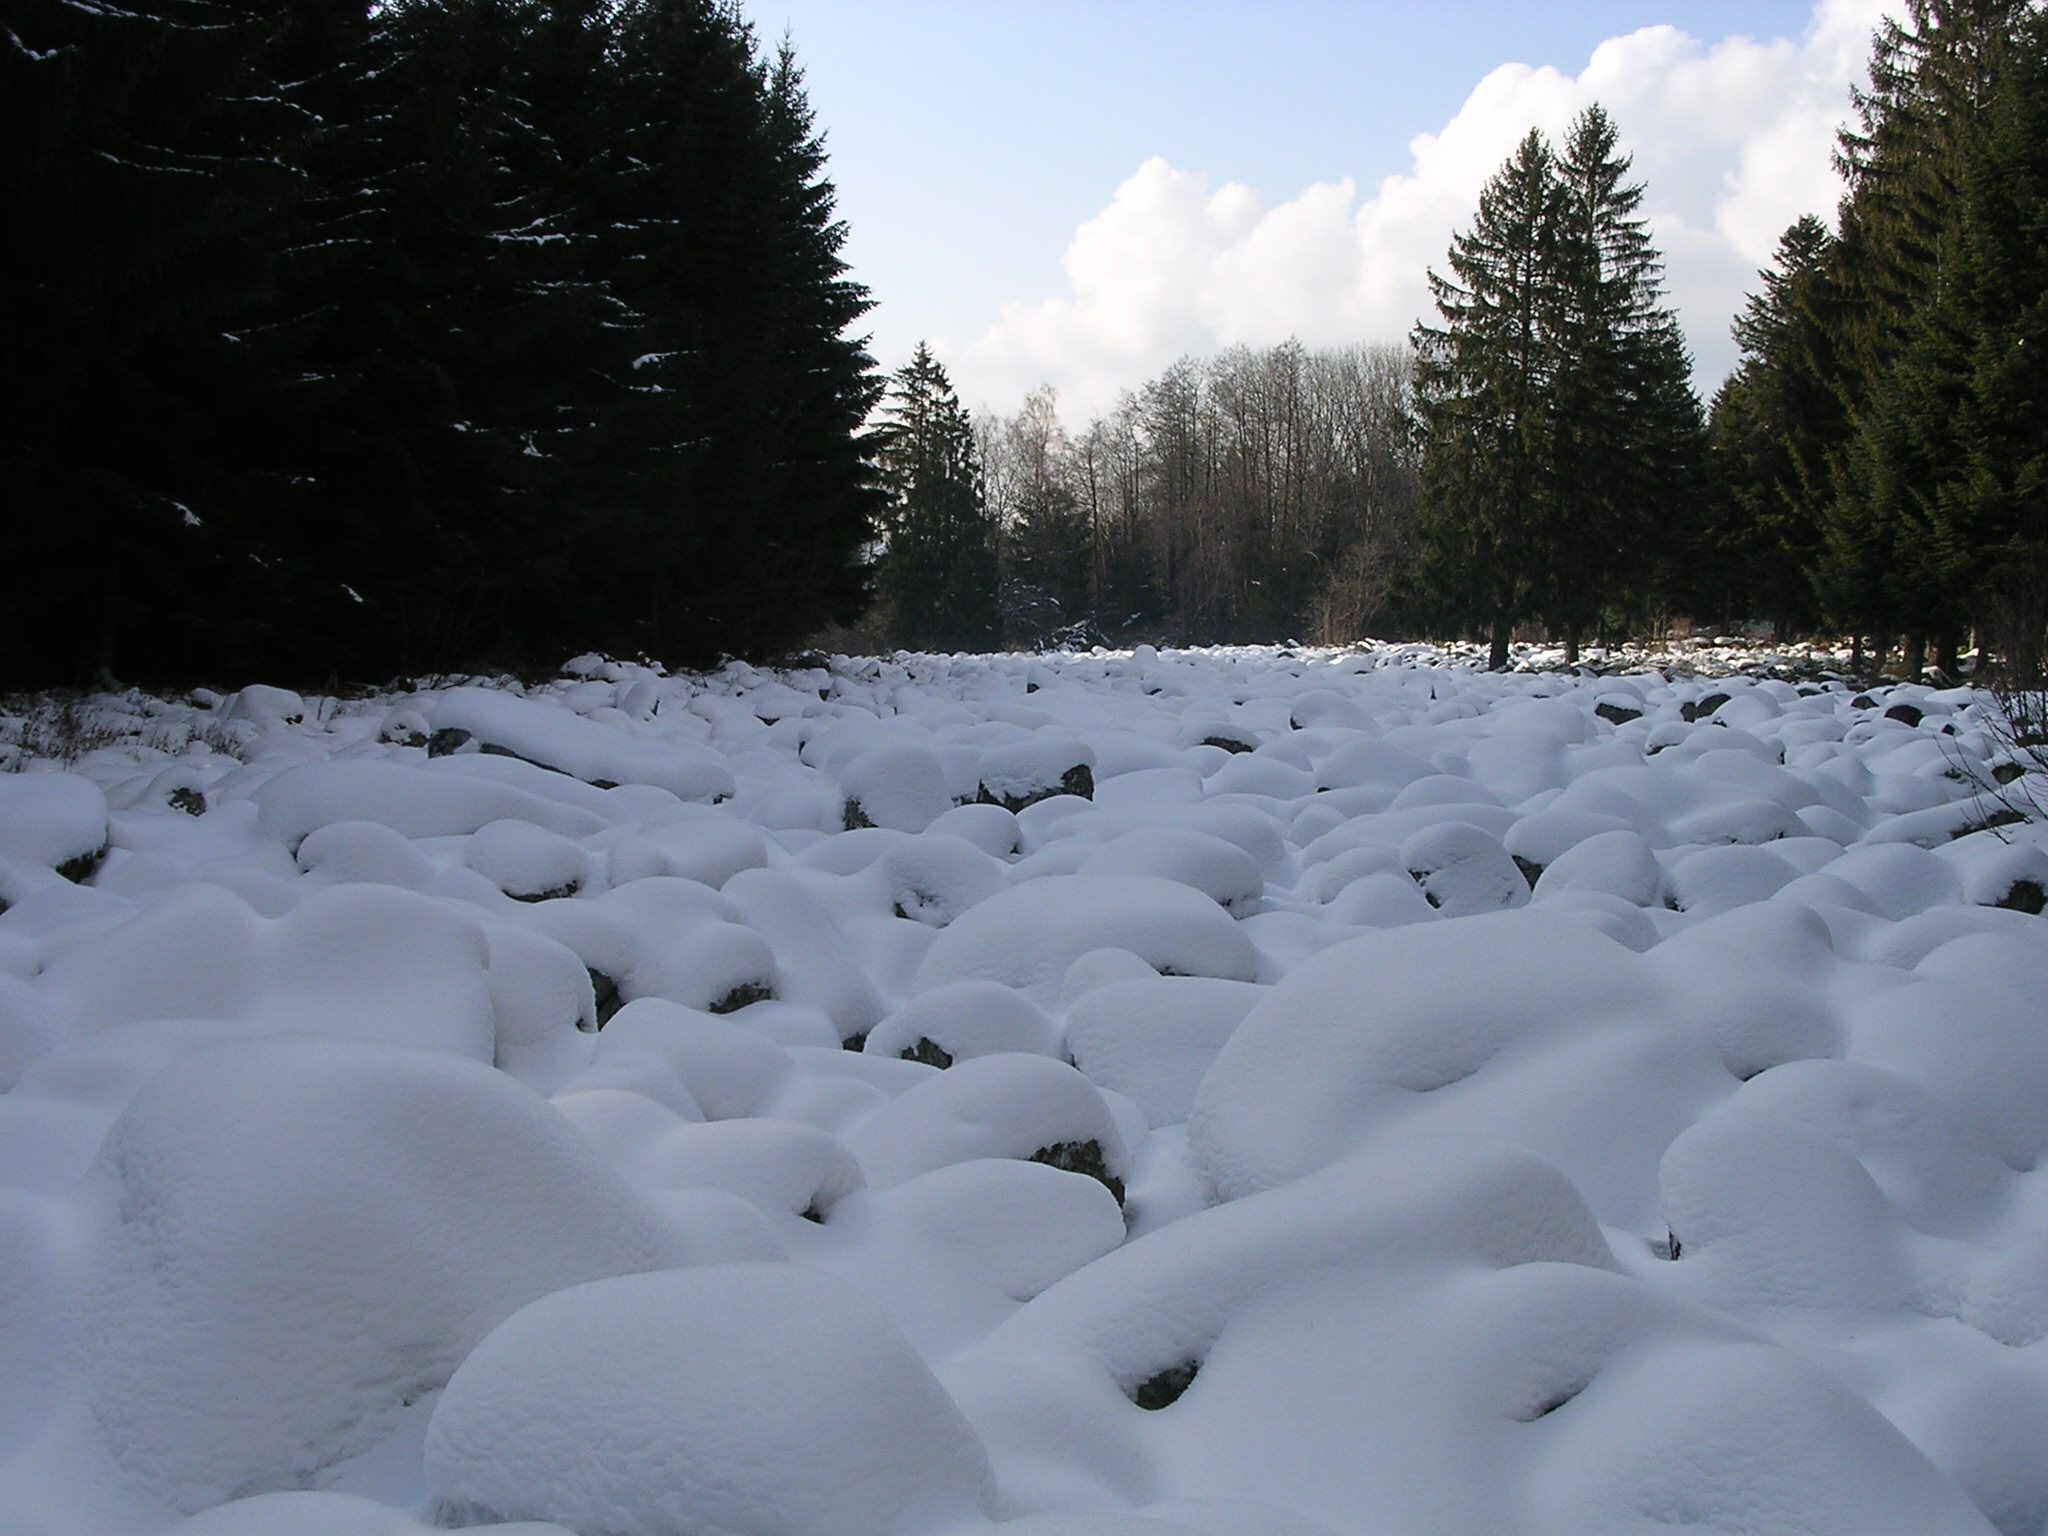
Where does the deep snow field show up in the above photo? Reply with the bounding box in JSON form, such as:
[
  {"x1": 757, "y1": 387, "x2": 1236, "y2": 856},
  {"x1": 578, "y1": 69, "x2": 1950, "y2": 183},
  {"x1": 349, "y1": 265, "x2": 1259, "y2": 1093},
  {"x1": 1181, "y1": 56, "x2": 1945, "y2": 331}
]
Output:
[{"x1": 2, "y1": 641, "x2": 2047, "y2": 1536}]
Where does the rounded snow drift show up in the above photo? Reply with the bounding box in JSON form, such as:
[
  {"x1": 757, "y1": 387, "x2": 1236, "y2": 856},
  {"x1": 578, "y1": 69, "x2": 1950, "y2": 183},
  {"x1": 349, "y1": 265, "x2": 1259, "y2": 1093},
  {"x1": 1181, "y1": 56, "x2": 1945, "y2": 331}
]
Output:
[{"x1": 425, "y1": 1262, "x2": 994, "y2": 1536}]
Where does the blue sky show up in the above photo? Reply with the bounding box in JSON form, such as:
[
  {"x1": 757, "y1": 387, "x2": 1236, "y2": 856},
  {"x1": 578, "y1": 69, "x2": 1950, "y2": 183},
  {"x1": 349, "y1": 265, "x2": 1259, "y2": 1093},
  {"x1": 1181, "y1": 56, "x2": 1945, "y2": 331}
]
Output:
[{"x1": 740, "y1": 1, "x2": 1888, "y2": 420}]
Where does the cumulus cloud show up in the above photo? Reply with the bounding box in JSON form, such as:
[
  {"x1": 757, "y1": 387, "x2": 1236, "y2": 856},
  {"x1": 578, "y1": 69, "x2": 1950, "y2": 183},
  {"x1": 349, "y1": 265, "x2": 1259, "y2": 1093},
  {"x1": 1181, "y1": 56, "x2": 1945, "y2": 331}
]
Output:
[{"x1": 949, "y1": 0, "x2": 1890, "y2": 422}]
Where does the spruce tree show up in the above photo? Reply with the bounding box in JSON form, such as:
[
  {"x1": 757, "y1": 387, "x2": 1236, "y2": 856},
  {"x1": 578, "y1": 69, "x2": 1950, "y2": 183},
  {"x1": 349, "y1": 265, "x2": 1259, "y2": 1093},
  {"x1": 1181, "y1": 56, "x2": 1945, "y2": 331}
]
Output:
[
  {"x1": 1707, "y1": 216, "x2": 1850, "y2": 633},
  {"x1": 1412, "y1": 129, "x2": 1567, "y2": 669},
  {"x1": 1, "y1": 0, "x2": 296, "y2": 681},
  {"x1": 1822, "y1": 0, "x2": 2036, "y2": 672},
  {"x1": 874, "y1": 345, "x2": 997, "y2": 651},
  {"x1": 584, "y1": 2, "x2": 881, "y2": 664},
  {"x1": 1875, "y1": 0, "x2": 2048, "y2": 668},
  {"x1": 1544, "y1": 106, "x2": 1703, "y2": 655}
]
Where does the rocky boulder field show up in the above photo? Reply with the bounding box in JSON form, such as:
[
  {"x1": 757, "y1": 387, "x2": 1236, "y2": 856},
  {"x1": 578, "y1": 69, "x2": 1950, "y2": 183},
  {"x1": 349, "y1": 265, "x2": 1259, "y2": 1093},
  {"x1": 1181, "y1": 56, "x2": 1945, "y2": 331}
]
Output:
[{"x1": 1, "y1": 641, "x2": 2045, "y2": 1536}]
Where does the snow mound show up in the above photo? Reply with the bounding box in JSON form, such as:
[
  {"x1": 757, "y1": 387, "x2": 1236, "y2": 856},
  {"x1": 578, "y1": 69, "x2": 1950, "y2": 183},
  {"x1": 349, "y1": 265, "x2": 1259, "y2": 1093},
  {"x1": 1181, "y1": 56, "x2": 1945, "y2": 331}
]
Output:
[
  {"x1": 1188, "y1": 910, "x2": 1729, "y2": 1223},
  {"x1": 0, "y1": 772, "x2": 108, "y2": 877},
  {"x1": 911, "y1": 876, "x2": 1259, "y2": 1005},
  {"x1": 841, "y1": 745, "x2": 953, "y2": 832},
  {"x1": 429, "y1": 686, "x2": 733, "y2": 801},
  {"x1": 1079, "y1": 829, "x2": 1264, "y2": 914},
  {"x1": 165, "y1": 1491, "x2": 569, "y2": 1535},
  {"x1": 864, "y1": 981, "x2": 1063, "y2": 1066},
  {"x1": 425, "y1": 1263, "x2": 994, "y2": 1536},
  {"x1": 977, "y1": 737, "x2": 1096, "y2": 810},
  {"x1": 845, "y1": 1052, "x2": 1131, "y2": 1199},
  {"x1": 40, "y1": 882, "x2": 501, "y2": 1059},
  {"x1": 79, "y1": 1038, "x2": 677, "y2": 1513},
  {"x1": 1398, "y1": 821, "x2": 1529, "y2": 915},
  {"x1": 253, "y1": 760, "x2": 605, "y2": 846},
  {"x1": 1063, "y1": 977, "x2": 1263, "y2": 1126}
]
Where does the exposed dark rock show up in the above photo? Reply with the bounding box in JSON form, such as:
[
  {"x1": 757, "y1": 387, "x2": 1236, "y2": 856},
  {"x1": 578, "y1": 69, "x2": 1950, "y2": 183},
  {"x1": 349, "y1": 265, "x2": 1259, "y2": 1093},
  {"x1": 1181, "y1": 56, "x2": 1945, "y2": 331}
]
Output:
[
  {"x1": 56, "y1": 845, "x2": 106, "y2": 884},
  {"x1": 1956, "y1": 808, "x2": 2026, "y2": 839},
  {"x1": 587, "y1": 968, "x2": 624, "y2": 1030},
  {"x1": 901, "y1": 1037, "x2": 954, "y2": 1069},
  {"x1": 841, "y1": 1031, "x2": 869, "y2": 1053},
  {"x1": 1130, "y1": 1359, "x2": 1200, "y2": 1410},
  {"x1": 427, "y1": 727, "x2": 474, "y2": 757},
  {"x1": 1693, "y1": 692, "x2": 1731, "y2": 720},
  {"x1": 800, "y1": 1202, "x2": 827, "y2": 1224},
  {"x1": 1884, "y1": 703, "x2": 1925, "y2": 727},
  {"x1": 1664, "y1": 1229, "x2": 1682, "y2": 1261},
  {"x1": 1516, "y1": 1382, "x2": 1586, "y2": 1421},
  {"x1": 975, "y1": 763, "x2": 1095, "y2": 813},
  {"x1": 843, "y1": 798, "x2": 876, "y2": 832},
  {"x1": 1201, "y1": 736, "x2": 1255, "y2": 754},
  {"x1": 1029, "y1": 1139, "x2": 1125, "y2": 1205},
  {"x1": 1994, "y1": 763, "x2": 2027, "y2": 785},
  {"x1": 1996, "y1": 880, "x2": 2046, "y2": 916},
  {"x1": 509, "y1": 880, "x2": 582, "y2": 904},
  {"x1": 708, "y1": 981, "x2": 774, "y2": 1015},
  {"x1": 167, "y1": 786, "x2": 206, "y2": 816},
  {"x1": 1513, "y1": 856, "x2": 1544, "y2": 889},
  {"x1": 1850, "y1": 694, "x2": 1877, "y2": 710},
  {"x1": 1594, "y1": 702, "x2": 1642, "y2": 725}
]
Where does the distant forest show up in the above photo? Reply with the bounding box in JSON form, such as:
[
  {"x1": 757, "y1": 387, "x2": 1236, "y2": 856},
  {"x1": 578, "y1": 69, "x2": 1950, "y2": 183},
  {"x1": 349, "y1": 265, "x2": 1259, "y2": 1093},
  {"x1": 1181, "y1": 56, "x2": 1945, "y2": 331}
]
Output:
[{"x1": 4, "y1": 0, "x2": 2044, "y2": 685}]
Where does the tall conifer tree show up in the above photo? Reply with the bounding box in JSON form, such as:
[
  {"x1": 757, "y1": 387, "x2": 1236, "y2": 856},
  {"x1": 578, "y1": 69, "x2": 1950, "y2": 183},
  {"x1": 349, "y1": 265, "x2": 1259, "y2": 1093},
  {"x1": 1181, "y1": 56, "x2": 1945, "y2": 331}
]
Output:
[
  {"x1": 1412, "y1": 129, "x2": 1566, "y2": 670},
  {"x1": 874, "y1": 345, "x2": 997, "y2": 651}
]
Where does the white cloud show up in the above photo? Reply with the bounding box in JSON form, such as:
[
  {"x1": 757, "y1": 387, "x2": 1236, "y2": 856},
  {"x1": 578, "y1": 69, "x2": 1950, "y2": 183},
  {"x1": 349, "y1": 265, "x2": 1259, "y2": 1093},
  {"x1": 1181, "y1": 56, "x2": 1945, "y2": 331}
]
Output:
[{"x1": 949, "y1": 0, "x2": 1891, "y2": 423}]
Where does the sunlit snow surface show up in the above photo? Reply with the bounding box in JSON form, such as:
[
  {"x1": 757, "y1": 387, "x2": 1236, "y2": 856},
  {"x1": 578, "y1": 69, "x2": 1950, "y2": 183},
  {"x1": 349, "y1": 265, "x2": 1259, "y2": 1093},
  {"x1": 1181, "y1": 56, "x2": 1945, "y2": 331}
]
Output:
[{"x1": 2, "y1": 641, "x2": 2045, "y2": 1536}]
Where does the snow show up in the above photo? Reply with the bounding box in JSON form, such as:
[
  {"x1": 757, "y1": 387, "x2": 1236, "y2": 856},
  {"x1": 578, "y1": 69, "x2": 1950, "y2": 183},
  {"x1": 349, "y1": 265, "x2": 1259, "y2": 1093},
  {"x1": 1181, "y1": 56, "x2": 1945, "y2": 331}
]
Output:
[
  {"x1": 0, "y1": 642, "x2": 2043, "y2": 1535},
  {"x1": 0, "y1": 772, "x2": 108, "y2": 874},
  {"x1": 910, "y1": 875, "x2": 1260, "y2": 1005},
  {"x1": 73, "y1": 1038, "x2": 679, "y2": 1517},
  {"x1": 424, "y1": 1263, "x2": 995, "y2": 1536}
]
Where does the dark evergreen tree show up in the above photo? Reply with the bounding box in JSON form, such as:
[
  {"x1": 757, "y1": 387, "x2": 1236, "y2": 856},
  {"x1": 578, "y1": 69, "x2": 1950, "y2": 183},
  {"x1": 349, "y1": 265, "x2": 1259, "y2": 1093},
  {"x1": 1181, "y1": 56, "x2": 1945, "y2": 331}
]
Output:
[
  {"x1": 874, "y1": 345, "x2": 997, "y2": 651},
  {"x1": 3, "y1": 0, "x2": 881, "y2": 684},
  {"x1": 1821, "y1": 0, "x2": 2036, "y2": 673},
  {"x1": 0, "y1": 0, "x2": 296, "y2": 681},
  {"x1": 1411, "y1": 129, "x2": 1568, "y2": 669},
  {"x1": 590, "y1": 4, "x2": 881, "y2": 664},
  {"x1": 1704, "y1": 215, "x2": 1850, "y2": 632},
  {"x1": 1544, "y1": 105, "x2": 1703, "y2": 655}
]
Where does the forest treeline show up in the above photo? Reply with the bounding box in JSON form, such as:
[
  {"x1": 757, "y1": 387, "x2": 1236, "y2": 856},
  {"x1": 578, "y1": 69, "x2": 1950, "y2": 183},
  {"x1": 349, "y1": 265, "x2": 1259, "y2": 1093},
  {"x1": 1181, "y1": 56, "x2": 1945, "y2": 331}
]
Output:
[
  {"x1": 873, "y1": 0, "x2": 2048, "y2": 675},
  {"x1": 1708, "y1": 0, "x2": 2048, "y2": 681},
  {"x1": 3, "y1": 0, "x2": 878, "y2": 684},
  {"x1": 862, "y1": 340, "x2": 1422, "y2": 655},
  {"x1": 5, "y1": 0, "x2": 2044, "y2": 684}
]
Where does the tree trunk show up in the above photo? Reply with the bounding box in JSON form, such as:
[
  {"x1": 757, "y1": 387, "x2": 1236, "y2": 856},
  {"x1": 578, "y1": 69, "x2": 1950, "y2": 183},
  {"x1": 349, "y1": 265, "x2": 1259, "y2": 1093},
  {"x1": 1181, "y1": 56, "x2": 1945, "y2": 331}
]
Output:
[
  {"x1": 1488, "y1": 615, "x2": 1512, "y2": 672},
  {"x1": 1933, "y1": 630, "x2": 1960, "y2": 679},
  {"x1": 1563, "y1": 632, "x2": 1580, "y2": 666},
  {"x1": 1851, "y1": 633, "x2": 1865, "y2": 674},
  {"x1": 1903, "y1": 632, "x2": 1926, "y2": 683}
]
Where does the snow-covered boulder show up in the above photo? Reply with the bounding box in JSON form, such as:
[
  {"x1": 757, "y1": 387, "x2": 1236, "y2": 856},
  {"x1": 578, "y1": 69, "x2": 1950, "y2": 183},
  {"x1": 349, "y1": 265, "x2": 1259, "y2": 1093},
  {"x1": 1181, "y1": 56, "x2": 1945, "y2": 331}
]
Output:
[
  {"x1": 845, "y1": 1052, "x2": 1131, "y2": 1200},
  {"x1": 425, "y1": 1263, "x2": 995, "y2": 1536},
  {"x1": 79, "y1": 1038, "x2": 678, "y2": 1513},
  {"x1": 977, "y1": 738, "x2": 1097, "y2": 811},
  {"x1": 841, "y1": 744, "x2": 953, "y2": 832},
  {"x1": 1188, "y1": 910, "x2": 1729, "y2": 1224},
  {"x1": 428, "y1": 686, "x2": 733, "y2": 801},
  {"x1": 864, "y1": 980, "x2": 1063, "y2": 1067},
  {"x1": 0, "y1": 772, "x2": 109, "y2": 880},
  {"x1": 910, "y1": 876, "x2": 1259, "y2": 1006}
]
